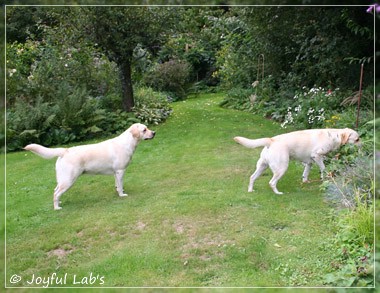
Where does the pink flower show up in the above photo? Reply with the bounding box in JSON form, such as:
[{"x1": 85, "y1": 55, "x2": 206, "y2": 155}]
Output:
[{"x1": 367, "y1": 4, "x2": 380, "y2": 13}]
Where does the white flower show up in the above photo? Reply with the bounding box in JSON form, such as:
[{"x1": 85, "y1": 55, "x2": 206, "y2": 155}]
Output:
[
  {"x1": 252, "y1": 80, "x2": 259, "y2": 88},
  {"x1": 8, "y1": 68, "x2": 17, "y2": 77},
  {"x1": 281, "y1": 110, "x2": 294, "y2": 128}
]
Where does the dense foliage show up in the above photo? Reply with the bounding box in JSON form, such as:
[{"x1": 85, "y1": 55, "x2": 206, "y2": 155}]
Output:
[
  {"x1": 6, "y1": 6, "x2": 374, "y2": 147},
  {"x1": 218, "y1": 7, "x2": 373, "y2": 124}
]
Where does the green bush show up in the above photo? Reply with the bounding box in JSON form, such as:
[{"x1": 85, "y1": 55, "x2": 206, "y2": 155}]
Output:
[
  {"x1": 6, "y1": 85, "x2": 107, "y2": 151},
  {"x1": 6, "y1": 86, "x2": 173, "y2": 151},
  {"x1": 219, "y1": 87, "x2": 254, "y2": 111},
  {"x1": 323, "y1": 156, "x2": 373, "y2": 208},
  {"x1": 143, "y1": 59, "x2": 191, "y2": 101},
  {"x1": 97, "y1": 93, "x2": 122, "y2": 112},
  {"x1": 7, "y1": 96, "x2": 57, "y2": 150},
  {"x1": 280, "y1": 87, "x2": 346, "y2": 129},
  {"x1": 6, "y1": 37, "x2": 174, "y2": 151},
  {"x1": 324, "y1": 201, "x2": 374, "y2": 287},
  {"x1": 133, "y1": 87, "x2": 172, "y2": 125},
  {"x1": 220, "y1": 82, "x2": 374, "y2": 135},
  {"x1": 322, "y1": 154, "x2": 374, "y2": 287}
]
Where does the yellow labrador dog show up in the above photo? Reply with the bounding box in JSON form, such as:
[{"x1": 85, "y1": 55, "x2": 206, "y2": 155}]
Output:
[
  {"x1": 25, "y1": 123, "x2": 155, "y2": 210},
  {"x1": 234, "y1": 128, "x2": 360, "y2": 194}
]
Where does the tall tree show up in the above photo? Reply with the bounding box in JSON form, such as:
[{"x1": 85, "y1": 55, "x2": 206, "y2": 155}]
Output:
[
  {"x1": 239, "y1": 6, "x2": 374, "y2": 90},
  {"x1": 83, "y1": 7, "x2": 177, "y2": 112}
]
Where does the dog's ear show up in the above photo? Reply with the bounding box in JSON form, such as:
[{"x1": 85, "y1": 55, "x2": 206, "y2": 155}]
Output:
[
  {"x1": 131, "y1": 125, "x2": 141, "y2": 139},
  {"x1": 340, "y1": 130, "x2": 350, "y2": 145}
]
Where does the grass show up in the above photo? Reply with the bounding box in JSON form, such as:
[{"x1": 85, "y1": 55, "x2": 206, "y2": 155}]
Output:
[{"x1": 6, "y1": 93, "x2": 338, "y2": 288}]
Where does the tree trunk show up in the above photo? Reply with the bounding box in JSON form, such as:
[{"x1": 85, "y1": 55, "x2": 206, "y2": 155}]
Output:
[{"x1": 119, "y1": 61, "x2": 134, "y2": 112}]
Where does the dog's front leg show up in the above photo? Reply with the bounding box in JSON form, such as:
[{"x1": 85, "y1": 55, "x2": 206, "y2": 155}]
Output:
[
  {"x1": 311, "y1": 153, "x2": 326, "y2": 180},
  {"x1": 115, "y1": 170, "x2": 128, "y2": 197}
]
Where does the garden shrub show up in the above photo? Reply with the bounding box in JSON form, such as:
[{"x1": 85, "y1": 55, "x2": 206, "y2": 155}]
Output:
[
  {"x1": 280, "y1": 87, "x2": 334, "y2": 129},
  {"x1": 323, "y1": 156, "x2": 373, "y2": 209},
  {"x1": 6, "y1": 37, "x2": 172, "y2": 152},
  {"x1": 219, "y1": 87, "x2": 254, "y2": 111},
  {"x1": 133, "y1": 87, "x2": 172, "y2": 125},
  {"x1": 143, "y1": 59, "x2": 191, "y2": 101},
  {"x1": 220, "y1": 82, "x2": 374, "y2": 134},
  {"x1": 6, "y1": 85, "x2": 107, "y2": 151},
  {"x1": 6, "y1": 86, "x2": 172, "y2": 151},
  {"x1": 220, "y1": 77, "x2": 295, "y2": 122},
  {"x1": 7, "y1": 96, "x2": 58, "y2": 150},
  {"x1": 281, "y1": 87, "x2": 374, "y2": 130},
  {"x1": 324, "y1": 198, "x2": 374, "y2": 287},
  {"x1": 97, "y1": 93, "x2": 122, "y2": 112},
  {"x1": 54, "y1": 85, "x2": 105, "y2": 139},
  {"x1": 278, "y1": 87, "x2": 367, "y2": 129},
  {"x1": 322, "y1": 152, "x2": 374, "y2": 287}
]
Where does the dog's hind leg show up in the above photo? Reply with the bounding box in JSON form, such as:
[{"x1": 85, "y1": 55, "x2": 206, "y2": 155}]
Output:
[
  {"x1": 53, "y1": 182, "x2": 72, "y2": 210},
  {"x1": 268, "y1": 156, "x2": 289, "y2": 195},
  {"x1": 268, "y1": 167, "x2": 287, "y2": 195},
  {"x1": 302, "y1": 163, "x2": 312, "y2": 183},
  {"x1": 54, "y1": 161, "x2": 80, "y2": 210},
  {"x1": 248, "y1": 158, "x2": 268, "y2": 192}
]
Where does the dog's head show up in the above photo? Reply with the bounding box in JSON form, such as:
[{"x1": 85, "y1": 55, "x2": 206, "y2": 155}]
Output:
[
  {"x1": 340, "y1": 128, "x2": 360, "y2": 145},
  {"x1": 130, "y1": 123, "x2": 156, "y2": 140}
]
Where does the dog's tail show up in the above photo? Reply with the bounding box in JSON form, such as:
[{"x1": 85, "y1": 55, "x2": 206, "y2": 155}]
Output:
[
  {"x1": 24, "y1": 144, "x2": 67, "y2": 159},
  {"x1": 233, "y1": 136, "x2": 272, "y2": 149}
]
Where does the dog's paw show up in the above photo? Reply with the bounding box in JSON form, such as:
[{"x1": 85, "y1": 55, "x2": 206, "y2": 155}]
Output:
[
  {"x1": 119, "y1": 193, "x2": 128, "y2": 197},
  {"x1": 54, "y1": 206, "x2": 62, "y2": 210}
]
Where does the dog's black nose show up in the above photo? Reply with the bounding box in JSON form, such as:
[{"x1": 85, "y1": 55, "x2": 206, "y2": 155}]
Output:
[{"x1": 152, "y1": 131, "x2": 156, "y2": 137}]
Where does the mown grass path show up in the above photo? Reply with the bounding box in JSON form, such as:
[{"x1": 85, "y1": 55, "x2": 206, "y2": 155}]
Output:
[{"x1": 6, "y1": 93, "x2": 336, "y2": 287}]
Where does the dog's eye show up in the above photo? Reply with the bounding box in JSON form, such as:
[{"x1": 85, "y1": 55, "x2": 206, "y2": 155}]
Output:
[{"x1": 143, "y1": 128, "x2": 147, "y2": 133}]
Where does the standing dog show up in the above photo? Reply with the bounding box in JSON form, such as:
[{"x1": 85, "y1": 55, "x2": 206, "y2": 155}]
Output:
[
  {"x1": 24, "y1": 123, "x2": 155, "y2": 210},
  {"x1": 234, "y1": 128, "x2": 360, "y2": 194}
]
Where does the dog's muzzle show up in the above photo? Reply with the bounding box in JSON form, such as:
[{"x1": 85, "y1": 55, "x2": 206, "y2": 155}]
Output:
[{"x1": 145, "y1": 131, "x2": 156, "y2": 140}]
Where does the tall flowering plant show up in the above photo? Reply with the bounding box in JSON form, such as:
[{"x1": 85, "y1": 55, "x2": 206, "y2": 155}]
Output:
[{"x1": 281, "y1": 87, "x2": 339, "y2": 129}]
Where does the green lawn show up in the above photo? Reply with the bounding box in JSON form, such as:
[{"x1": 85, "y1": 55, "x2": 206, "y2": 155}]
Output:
[{"x1": 6, "y1": 93, "x2": 337, "y2": 288}]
